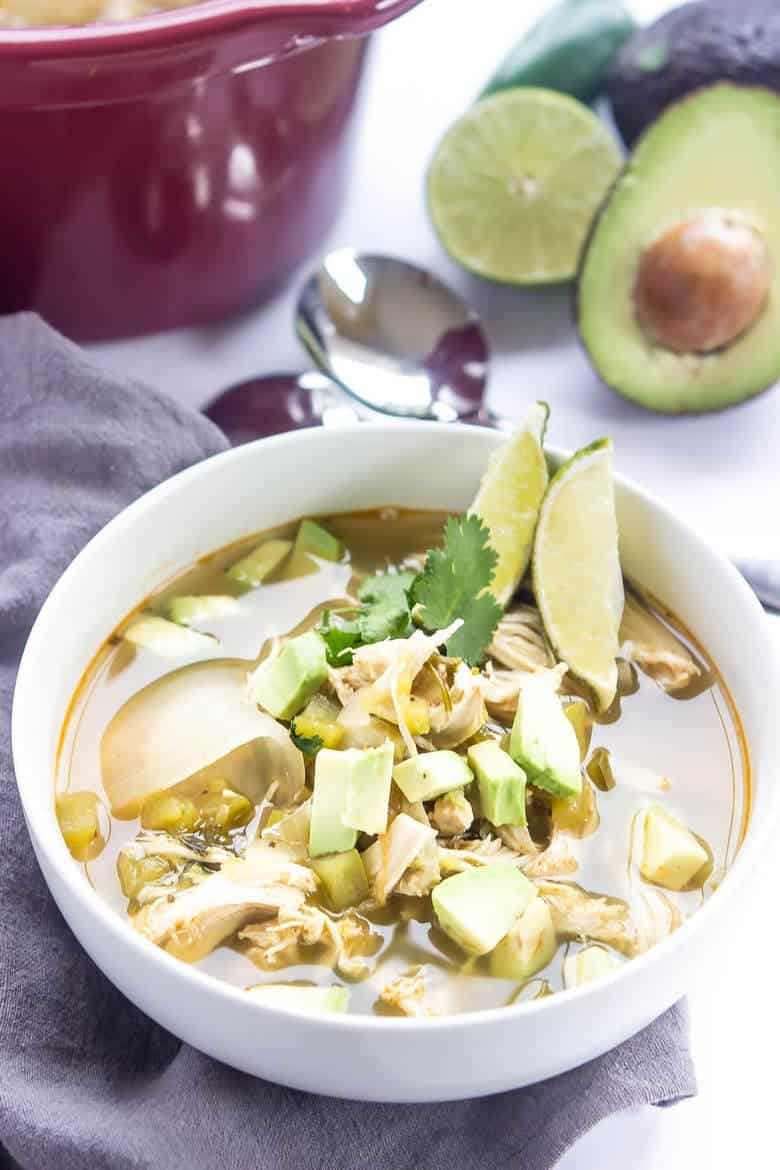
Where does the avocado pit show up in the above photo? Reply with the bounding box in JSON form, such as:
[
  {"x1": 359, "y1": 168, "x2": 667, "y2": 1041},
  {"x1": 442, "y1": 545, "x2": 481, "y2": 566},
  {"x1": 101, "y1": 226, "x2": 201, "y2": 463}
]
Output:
[{"x1": 633, "y1": 210, "x2": 771, "y2": 354}]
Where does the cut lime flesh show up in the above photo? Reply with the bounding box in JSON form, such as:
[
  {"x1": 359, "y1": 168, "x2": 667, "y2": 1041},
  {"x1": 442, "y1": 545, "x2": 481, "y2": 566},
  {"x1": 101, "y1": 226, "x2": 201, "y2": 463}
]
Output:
[
  {"x1": 427, "y1": 88, "x2": 623, "y2": 285},
  {"x1": 469, "y1": 401, "x2": 549, "y2": 605},
  {"x1": 532, "y1": 439, "x2": 623, "y2": 710}
]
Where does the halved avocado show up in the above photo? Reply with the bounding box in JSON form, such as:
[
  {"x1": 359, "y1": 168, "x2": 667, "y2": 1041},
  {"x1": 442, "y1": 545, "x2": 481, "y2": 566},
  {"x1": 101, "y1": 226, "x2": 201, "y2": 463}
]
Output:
[{"x1": 576, "y1": 83, "x2": 780, "y2": 414}]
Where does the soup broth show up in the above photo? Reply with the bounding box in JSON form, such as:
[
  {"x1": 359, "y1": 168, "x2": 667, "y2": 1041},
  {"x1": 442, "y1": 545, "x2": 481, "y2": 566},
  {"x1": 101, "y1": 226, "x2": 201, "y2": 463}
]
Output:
[{"x1": 56, "y1": 507, "x2": 748, "y2": 1018}]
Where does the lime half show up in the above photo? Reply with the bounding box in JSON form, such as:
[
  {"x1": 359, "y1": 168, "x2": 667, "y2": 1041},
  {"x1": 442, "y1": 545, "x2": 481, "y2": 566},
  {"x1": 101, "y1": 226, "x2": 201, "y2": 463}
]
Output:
[
  {"x1": 427, "y1": 89, "x2": 623, "y2": 284},
  {"x1": 532, "y1": 439, "x2": 623, "y2": 710},
  {"x1": 469, "y1": 401, "x2": 549, "y2": 605}
]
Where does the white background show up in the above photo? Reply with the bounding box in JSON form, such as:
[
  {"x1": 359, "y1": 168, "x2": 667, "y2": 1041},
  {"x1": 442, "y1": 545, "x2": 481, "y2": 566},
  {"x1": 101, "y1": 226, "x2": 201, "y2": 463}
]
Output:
[{"x1": 90, "y1": 1, "x2": 779, "y2": 1164}]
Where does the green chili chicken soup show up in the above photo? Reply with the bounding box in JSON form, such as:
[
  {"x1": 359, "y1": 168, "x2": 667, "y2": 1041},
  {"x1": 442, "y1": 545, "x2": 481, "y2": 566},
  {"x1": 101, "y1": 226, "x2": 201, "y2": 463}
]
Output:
[{"x1": 56, "y1": 405, "x2": 748, "y2": 1018}]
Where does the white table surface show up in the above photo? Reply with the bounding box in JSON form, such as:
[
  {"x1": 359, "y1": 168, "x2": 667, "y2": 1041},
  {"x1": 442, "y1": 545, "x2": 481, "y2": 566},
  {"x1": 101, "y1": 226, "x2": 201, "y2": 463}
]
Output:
[{"x1": 89, "y1": 1, "x2": 780, "y2": 1164}]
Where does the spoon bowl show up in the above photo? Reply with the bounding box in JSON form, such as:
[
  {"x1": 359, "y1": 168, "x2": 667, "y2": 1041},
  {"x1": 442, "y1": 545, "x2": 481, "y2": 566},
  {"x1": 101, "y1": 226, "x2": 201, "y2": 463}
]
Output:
[{"x1": 297, "y1": 249, "x2": 489, "y2": 420}]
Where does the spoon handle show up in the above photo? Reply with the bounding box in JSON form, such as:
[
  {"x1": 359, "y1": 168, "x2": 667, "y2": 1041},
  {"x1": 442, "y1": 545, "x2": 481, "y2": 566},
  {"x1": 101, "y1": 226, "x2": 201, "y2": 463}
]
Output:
[{"x1": 734, "y1": 558, "x2": 780, "y2": 612}]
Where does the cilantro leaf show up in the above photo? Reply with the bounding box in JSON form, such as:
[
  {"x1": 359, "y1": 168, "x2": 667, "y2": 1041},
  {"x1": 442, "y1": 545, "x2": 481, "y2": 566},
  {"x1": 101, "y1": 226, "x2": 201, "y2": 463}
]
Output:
[
  {"x1": 319, "y1": 620, "x2": 362, "y2": 666},
  {"x1": 357, "y1": 570, "x2": 416, "y2": 609},
  {"x1": 318, "y1": 570, "x2": 415, "y2": 663},
  {"x1": 445, "y1": 591, "x2": 503, "y2": 665},
  {"x1": 355, "y1": 570, "x2": 415, "y2": 642},
  {"x1": 290, "y1": 721, "x2": 324, "y2": 756},
  {"x1": 411, "y1": 514, "x2": 501, "y2": 665},
  {"x1": 357, "y1": 601, "x2": 412, "y2": 644}
]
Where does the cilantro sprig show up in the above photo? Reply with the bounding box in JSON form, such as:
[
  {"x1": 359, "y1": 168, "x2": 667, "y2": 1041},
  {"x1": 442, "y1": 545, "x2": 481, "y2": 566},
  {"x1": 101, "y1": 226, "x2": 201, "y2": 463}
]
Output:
[
  {"x1": 411, "y1": 514, "x2": 502, "y2": 665},
  {"x1": 317, "y1": 515, "x2": 501, "y2": 668},
  {"x1": 319, "y1": 569, "x2": 416, "y2": 666}
]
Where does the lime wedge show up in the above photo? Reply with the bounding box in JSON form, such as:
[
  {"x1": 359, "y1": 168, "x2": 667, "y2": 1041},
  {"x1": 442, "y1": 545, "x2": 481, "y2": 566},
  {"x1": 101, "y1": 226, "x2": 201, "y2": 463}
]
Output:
[
  {"x1": 469, "y1": 401, "x2": 549, "y2": 605},
  {"x1": 427, "y1": 89, "x2": 623, "y2": 284},
  {"x1": 532, "y1": 439, "x2": 623, "y2": 711}
]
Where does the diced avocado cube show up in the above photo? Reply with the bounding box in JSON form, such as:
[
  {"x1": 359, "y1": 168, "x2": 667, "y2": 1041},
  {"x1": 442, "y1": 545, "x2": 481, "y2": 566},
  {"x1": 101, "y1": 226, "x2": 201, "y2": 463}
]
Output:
[
  {"x1": 393, "y1": 750, "x2": 473, "y2": 804},
  {"x1": 341, "y1": 741, "x2": 395, "y2": 835},
  {"x1": 226, "y1": 538, "x2": 293, "y2": 590},
  {"x1": 309, "y1": 752, "x2": 359, "y2": 858},
  {"x1": 510, "y1": 676, "x2": 581, "y2": 798},
  {"x1": 293, "y1": 694, "x2": 344, "y2": 749},
  {"x1": 432, "y1": 863, "x2": 536, "y2": 956},
  {"x1": 167, "y1": 594, "x2": 240, "y2": 626},
  {"x1": 123, "y1": 614, "x2": 217, "y2": 657},
  {"x1": 312, "y1": 850, "x2": 370, "y2": 911},
  {"x1": 640, "y1": 805, "x2": 709, "y2": 891},
  {"x1": 248, "y1": 630, "x2": 328, "y2": 720},
  {"x1": 563, "y1": 945, "x2": 619, "y2": 988},
  {"x1": 489, "y1": 897, "x2": 556, "y2": 980},
  {"x1": 247, "y1": 984, "x2": 349, "y2": 1014},
  {"x1": 468, "y1": 739, "x2": 527, "y2": 827},
  {"x1": 295, "y1": 519, "x2": 343, "y2": 563}
]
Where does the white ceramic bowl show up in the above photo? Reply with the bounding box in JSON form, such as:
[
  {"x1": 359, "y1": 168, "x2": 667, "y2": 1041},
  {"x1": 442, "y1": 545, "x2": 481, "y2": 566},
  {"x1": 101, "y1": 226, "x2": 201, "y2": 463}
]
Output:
[{"x1": 12, "y1": 423, "x2": 780, "y2": 1102}]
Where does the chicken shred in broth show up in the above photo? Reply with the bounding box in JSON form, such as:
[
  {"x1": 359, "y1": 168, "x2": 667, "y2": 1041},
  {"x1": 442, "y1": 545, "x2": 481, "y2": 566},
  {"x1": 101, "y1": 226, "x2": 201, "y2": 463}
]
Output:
[{"x1": 56, "y1": 505, "x2": 748, "y2": 1018}]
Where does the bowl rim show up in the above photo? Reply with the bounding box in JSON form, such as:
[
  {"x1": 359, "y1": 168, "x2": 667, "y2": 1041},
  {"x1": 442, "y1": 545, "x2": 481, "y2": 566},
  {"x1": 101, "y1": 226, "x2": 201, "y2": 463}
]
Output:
[
  {"x1": 0, "y1": 0, "x2": 419, "y2": 57},
  {"x1": 12, "y1": 420, "x2": 780, "y2": 1034}
]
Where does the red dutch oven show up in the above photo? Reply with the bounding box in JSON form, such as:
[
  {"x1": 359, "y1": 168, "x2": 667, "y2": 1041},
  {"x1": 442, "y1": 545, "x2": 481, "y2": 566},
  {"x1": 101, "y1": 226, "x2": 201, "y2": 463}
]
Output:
[{"x1": 0, "y1": 0, "x2": 422, "y2": 340}]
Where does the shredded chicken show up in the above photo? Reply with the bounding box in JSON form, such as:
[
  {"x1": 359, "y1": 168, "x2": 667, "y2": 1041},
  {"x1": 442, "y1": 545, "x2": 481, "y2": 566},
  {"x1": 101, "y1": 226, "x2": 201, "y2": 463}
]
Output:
[
  {"x1": 438, "y1": 833, "x2": 519, "y2": 874},
  {"x1": 330, "y1": 620, "x2": 463, "y2": 758},
  {"x1": 260, "y1": 799, "x2": 312, "y2": 860},
  {"x1": 239, "y1": 904, "x2": 327, "y2": 968},
  {"x1": 620, "y1": 590, "x2": 701, "y2": 693},
  {"x1": 121, "y1": 831, "x2": 233, "y2": 867},
  {"x1": 399, "y1": 796, "x2": 430, "y2": 826},
  {"x1": 482, "y1": 666, "x2": 529, "y2": 722},
  {"x1": 520, "y1": 834, "x2": 578, "y2": 878},
  {"x1": 483, "y1": 660, "x2": 568, "y2": 722},
  {"x1": 536, "y1": 880, "x2": 637, "y2": 957},
  {"x1": 441, "y1": 824, "x2": 576, "y2": 877},
  {"x1": 241, "y1": 906, "x2": 380, "y2": 979},
  {"x1": 397, "y1": 836, "x2": 441, "y2": 897},
  {"x1": 429, "y1": 662, "x2": 486, "y2": 749},
  {"x1": 362, "y1": 813, "x2": 438, "y2": 901},
  {"x1": 431, "y1": 791, "x2": 474, "y2": 836},
  {"x1": 488, "y1": 604, "x2": 554, "y2": 672},
  {"x1": 496, "y1": 823, "x2": 540, "y2": 857},
  {"x1": 133, "y1": 842, "x2": 316, "y2": 962},
  {"x1": 378, "y1": 966, "x2": 432, "y2": 1017}
]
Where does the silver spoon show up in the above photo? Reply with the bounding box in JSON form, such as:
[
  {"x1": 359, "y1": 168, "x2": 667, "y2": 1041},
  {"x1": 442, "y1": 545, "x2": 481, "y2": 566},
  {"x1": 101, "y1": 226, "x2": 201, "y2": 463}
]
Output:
[
  {"x1": 296, "y1": 249, "x2": 490, "y2": 421},
  {"x1": 204, "y1": 249, "x2": 494, "y2": 439}
]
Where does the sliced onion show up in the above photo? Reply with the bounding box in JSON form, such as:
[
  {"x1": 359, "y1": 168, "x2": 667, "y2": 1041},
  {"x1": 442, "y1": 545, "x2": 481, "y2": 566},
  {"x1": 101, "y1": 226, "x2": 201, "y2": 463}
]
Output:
[{"x1": 101, "y1": 658, "x2": 304, "y2": 817}]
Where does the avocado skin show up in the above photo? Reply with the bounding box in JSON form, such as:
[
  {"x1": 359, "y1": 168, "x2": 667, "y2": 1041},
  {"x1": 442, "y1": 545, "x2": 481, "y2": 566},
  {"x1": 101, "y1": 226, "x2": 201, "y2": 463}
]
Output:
[{"x1": 608, "y1": 1, "x2": 780, "y2": 146}]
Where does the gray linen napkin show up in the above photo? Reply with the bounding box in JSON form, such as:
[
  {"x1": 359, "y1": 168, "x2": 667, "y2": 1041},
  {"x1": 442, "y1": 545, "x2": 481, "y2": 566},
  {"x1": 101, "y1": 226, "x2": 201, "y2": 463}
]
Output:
[{"x1": 0, "y1": 314, "x2": 695, "y2": 1170}]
